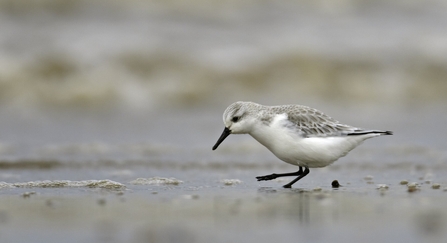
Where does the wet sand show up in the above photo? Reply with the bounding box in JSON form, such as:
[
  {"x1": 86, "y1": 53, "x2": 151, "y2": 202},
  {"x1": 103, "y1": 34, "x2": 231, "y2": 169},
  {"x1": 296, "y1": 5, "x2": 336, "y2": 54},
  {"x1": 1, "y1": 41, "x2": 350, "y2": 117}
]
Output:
[{"x1": 1, "y1": 166, "x2": 447, "y2": 243}]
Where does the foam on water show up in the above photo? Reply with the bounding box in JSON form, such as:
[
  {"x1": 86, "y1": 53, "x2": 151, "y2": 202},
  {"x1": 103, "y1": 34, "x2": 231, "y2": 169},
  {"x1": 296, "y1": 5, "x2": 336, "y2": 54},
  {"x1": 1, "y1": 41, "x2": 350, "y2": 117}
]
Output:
[
  {"x1": 129, "y1": 177, "x2": 183, "y2": 186},
  {"x1": 0, "y1": 179, "x2": 125, "y2": 189},
  {"x1": 221, "y1": 179, "x2": 243, "y2": 186}
]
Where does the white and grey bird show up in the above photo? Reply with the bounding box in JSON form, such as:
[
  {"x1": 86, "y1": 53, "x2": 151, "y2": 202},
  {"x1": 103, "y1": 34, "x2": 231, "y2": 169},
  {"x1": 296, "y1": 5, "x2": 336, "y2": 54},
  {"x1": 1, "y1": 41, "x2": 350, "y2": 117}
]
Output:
[{"x1": 212, "y1": 101, "x2": 392, "y2": 188}]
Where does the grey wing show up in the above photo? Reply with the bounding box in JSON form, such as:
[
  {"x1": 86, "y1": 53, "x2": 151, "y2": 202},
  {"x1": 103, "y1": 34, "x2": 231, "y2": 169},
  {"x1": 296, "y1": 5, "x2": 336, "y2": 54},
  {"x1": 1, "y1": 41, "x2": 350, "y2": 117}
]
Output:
[{"x1": 283, "y1": 107, "x2": 360, "y2": 137}]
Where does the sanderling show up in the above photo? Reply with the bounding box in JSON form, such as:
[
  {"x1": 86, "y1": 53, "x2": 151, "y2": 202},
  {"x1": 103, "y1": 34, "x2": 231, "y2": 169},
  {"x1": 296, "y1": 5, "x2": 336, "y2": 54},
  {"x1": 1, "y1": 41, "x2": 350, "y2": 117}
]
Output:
[{"x1": 212, "y1": 101, "x2": 392, "y2": 188}]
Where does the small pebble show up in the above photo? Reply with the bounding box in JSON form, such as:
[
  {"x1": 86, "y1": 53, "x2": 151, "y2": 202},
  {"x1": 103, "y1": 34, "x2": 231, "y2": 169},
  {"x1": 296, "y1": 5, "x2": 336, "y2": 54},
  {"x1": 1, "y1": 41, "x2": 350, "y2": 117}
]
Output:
[
  {"x1": 376, "y1": 184, "x2": 389, "y2": 190},
  {"x1": 331, "y1": 180, "x2": 340, "y2": 188},
  {"x1": 366, "y1": 181, "x2": 374, "y2": 184},
  {"x1": 431, "y1": 183, "x2": 441, "y2": 189},
  {"x1": 407, "y1": 182, "x2": 418, "y2": 189},
  {"x1": 407, "y1": 182, "x2": 419, "y2": 193},
  {"x1": 400, "y1": 180, "x2": 409, "y2": 185}
]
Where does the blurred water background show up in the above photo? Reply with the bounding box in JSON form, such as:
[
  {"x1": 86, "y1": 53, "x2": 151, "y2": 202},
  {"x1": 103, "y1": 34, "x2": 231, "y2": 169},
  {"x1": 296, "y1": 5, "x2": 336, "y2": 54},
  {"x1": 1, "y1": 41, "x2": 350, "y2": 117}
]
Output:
[
  {"x1": 0, "y1": 0, "x2": 446, "y2": 162},
  {"x1": 1, "y1": 1, "x2": 447, "y2": 242}
]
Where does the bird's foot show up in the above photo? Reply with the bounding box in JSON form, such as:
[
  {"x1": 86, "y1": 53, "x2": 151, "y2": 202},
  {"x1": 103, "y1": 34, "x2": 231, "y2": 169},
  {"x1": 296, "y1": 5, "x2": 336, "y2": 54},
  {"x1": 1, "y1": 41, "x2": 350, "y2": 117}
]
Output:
[{"x1": 256, "y1": 173, "x2": 278, "y2": 181}]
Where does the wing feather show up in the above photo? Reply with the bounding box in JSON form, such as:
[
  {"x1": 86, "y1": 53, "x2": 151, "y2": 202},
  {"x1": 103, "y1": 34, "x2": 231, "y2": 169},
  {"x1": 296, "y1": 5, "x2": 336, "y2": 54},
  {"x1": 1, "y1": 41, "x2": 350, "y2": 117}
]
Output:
[{"x1": 270, "y1": 105, "x2": 359, "y2": 137}]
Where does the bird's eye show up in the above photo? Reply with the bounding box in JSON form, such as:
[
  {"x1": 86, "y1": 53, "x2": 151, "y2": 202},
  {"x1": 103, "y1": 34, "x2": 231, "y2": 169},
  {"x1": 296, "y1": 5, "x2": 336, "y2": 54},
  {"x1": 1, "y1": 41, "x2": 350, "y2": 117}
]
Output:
[{"x1": 232, "y1": 116, "x2": 239, "y2": 123}]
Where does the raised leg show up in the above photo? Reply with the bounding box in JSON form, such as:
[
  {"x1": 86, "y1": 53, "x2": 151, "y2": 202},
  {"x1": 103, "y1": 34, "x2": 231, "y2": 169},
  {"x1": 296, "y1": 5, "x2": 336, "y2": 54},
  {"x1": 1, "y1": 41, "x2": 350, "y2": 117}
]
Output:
[
  {"x1": 256, "y1": 167, "x2": 303, "y2": 181},
  {"x1": 282, "y1": 167, "x2": 310, "y2": 188}
]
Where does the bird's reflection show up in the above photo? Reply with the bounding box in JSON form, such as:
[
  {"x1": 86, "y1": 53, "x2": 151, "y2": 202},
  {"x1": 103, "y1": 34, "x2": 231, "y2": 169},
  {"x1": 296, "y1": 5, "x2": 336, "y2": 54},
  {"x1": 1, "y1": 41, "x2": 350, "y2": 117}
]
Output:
[{"x1": 257, "y1": 187, "x2": 311, "y2": 225}]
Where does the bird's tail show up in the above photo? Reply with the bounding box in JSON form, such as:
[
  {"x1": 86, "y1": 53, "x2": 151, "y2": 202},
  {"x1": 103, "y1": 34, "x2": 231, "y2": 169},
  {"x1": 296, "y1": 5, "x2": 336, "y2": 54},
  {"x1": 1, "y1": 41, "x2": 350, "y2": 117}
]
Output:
[{"x1": 347, "y1": 130, "x2": 393, "y2": 136}]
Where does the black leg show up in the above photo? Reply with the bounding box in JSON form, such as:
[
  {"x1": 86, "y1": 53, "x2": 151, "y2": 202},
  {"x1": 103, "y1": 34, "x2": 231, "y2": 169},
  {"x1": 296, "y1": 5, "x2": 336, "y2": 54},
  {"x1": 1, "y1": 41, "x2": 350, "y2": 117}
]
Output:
[
  {"x1": 256, "y1": 167, "x2": 303, "y2": 181},
  {"x1": 282, "y1": 167, "x2": 310, "y2": 188}
]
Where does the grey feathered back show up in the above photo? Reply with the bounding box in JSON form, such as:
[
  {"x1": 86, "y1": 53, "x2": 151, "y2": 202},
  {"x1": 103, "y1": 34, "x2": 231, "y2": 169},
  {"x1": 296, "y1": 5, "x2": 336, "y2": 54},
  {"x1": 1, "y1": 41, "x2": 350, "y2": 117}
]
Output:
[{"x1": 267, "y1": 105, "x2": 359, "y2": 137}]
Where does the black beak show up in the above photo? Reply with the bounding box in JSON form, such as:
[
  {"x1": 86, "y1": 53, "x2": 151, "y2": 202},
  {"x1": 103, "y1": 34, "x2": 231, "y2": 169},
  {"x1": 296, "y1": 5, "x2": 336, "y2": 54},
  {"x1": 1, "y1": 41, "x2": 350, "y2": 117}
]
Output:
[{"x1": 212, "y1": 127, "x2": 231, "y2": 150}]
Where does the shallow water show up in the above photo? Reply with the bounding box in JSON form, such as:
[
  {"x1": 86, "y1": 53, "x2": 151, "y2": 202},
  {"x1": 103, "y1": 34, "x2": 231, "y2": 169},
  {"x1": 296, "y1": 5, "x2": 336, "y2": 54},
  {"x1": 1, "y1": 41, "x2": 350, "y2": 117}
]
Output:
[
  {"x1": 1, "y1": 1, "x2": 447, "y2": 243},
  {"x1": 1, "y1": 168, "x2": 447, "y2": 243}
]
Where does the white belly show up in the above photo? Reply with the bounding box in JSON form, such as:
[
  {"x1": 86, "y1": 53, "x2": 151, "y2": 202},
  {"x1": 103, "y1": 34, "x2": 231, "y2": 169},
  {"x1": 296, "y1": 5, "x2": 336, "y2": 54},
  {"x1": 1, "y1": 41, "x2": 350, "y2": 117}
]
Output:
[
  {"x1": 269, "y1": 136, "x2": 364, "y2": 167},
  {"x1": 249, "y1": 118, "x2": 377, "y2": 168}
]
